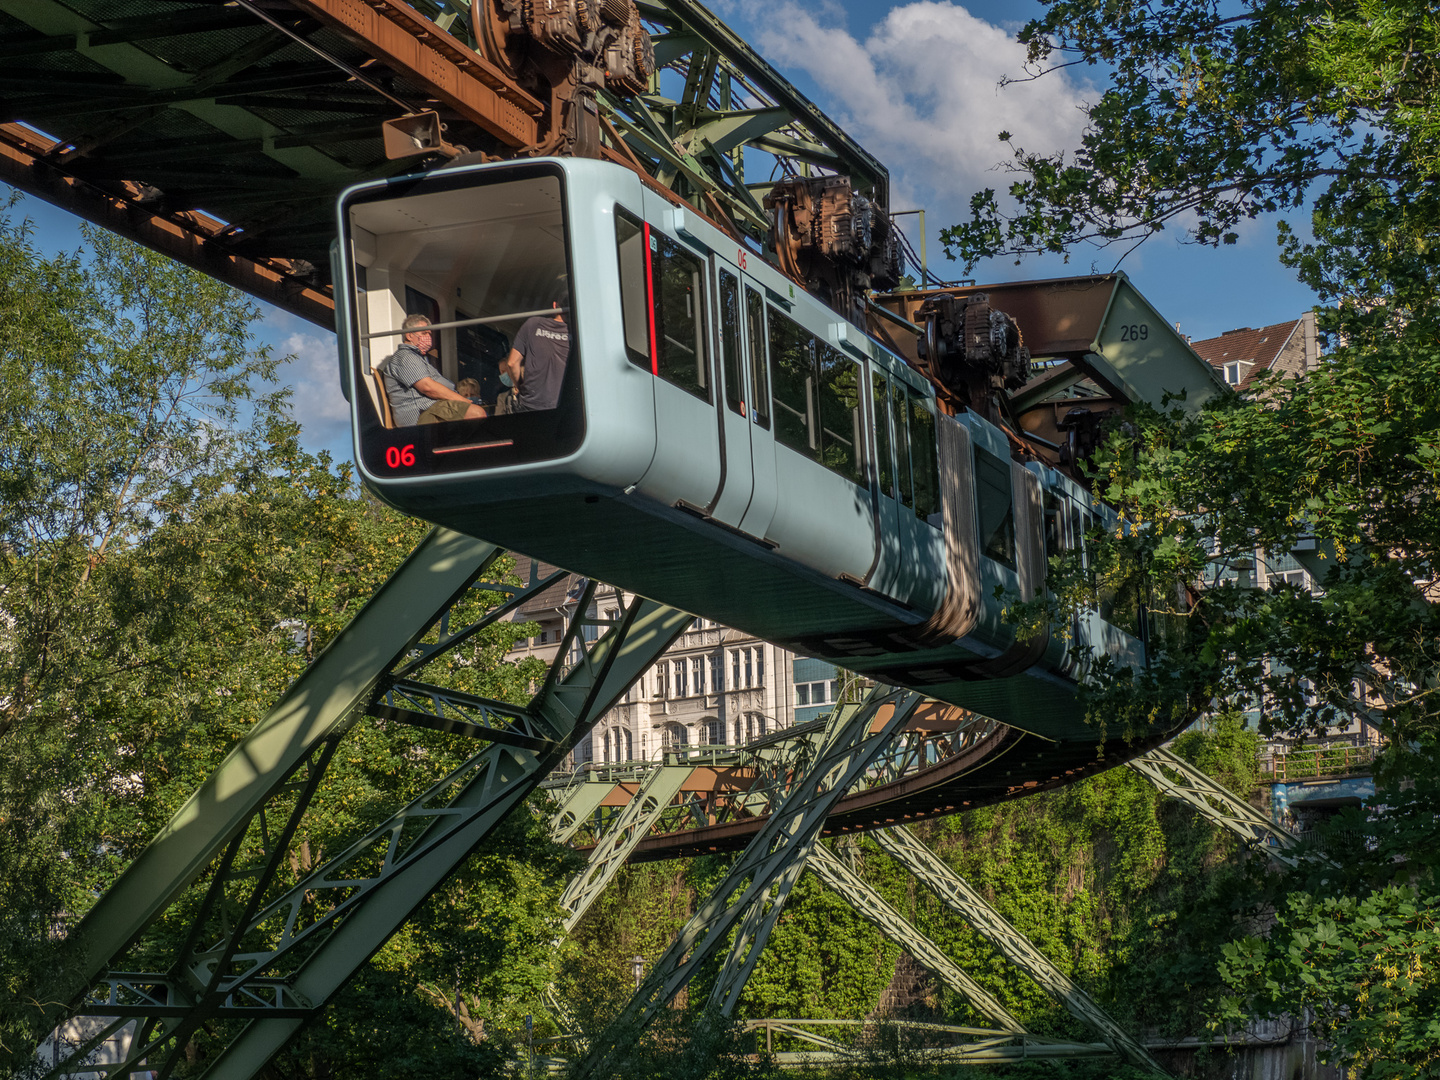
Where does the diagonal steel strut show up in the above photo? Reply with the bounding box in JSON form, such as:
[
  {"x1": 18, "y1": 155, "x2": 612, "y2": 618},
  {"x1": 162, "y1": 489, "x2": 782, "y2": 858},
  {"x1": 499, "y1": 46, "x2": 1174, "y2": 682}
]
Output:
[
  {"x1": 1127, "y1": 747, "x2": 1300, "y2": 866},
  {"x1": 572, "y1": 686, "x2": 923, "y2": 1079},
  {"x1": 873, "y1": 825, "x2": 1168, "y2": 1075},
  {"x1": 557, "y1": 764, "x2": 694, "y2": 934},
  {"x1": 41, "y1": 532, "x2": 693, "y2": 1080},
  {"x1": 806, "y1": 844, "x2": 1024, "y2": 1033}
]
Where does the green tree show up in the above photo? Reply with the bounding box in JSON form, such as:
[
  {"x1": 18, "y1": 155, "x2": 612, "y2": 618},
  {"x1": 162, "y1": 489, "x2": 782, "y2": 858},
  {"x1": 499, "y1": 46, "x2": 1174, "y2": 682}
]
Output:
[{"x1": 938, "y1": 2, "x2": 1440, "y2": 1073}]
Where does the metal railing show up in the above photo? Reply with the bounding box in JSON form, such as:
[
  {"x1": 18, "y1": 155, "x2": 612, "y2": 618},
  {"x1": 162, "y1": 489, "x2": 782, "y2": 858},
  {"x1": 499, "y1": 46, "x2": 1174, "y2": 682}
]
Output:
[{"x1": 1260, "y1": 744, "x2": 1377, "y2": 782}]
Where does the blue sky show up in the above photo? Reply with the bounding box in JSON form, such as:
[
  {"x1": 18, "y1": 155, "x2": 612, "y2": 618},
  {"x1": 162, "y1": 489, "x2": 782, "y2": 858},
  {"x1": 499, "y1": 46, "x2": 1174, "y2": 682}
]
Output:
[{"x1": 10, "y1": 0, "x2": 1319, "y2": 461}]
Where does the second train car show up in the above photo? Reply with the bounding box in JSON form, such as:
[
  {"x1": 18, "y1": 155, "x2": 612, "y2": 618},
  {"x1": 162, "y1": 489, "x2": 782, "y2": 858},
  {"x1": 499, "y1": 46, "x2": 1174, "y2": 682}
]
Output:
[{"x1": 333, "y1": 158, "x2": 1143, "y2": 744}]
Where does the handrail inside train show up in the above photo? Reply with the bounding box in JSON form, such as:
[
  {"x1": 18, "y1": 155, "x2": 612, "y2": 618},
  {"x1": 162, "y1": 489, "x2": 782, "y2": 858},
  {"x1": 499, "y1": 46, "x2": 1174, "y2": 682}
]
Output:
[{"x1": 361, "y1": 307, "x2": 571, "y2": 339}]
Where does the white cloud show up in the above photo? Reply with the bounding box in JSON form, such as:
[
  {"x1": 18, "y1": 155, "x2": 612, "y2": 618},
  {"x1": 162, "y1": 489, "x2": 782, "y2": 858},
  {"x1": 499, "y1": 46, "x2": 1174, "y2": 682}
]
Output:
[
  {"x1": 740, "y1": 1, "x2": 1095, "y2": 279},
  {"x1": 275, "y1": 325, "x2": 352, "y2": 456}
]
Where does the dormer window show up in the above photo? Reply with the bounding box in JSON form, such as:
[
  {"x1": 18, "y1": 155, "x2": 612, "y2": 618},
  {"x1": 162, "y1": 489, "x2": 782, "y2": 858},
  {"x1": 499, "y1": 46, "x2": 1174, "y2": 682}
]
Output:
[{"x1": 1223, "y1": 360, "x2": 1254, "y2": 385}]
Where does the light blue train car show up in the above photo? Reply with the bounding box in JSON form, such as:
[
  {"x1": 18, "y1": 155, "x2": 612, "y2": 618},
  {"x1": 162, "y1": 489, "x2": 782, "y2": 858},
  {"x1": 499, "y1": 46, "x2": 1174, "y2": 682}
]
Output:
[{"x1": 333, "y1": 157, "x2": 1144, "y2": 744}]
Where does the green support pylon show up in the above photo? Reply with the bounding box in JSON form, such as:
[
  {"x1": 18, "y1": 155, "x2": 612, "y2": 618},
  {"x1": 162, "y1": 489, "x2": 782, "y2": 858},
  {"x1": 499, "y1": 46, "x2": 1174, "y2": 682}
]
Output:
[
  {"x1": 558, "y1": 763, "x2": 694, "y2": 934},
  {"x1": 1127, "y1": 747, "x2": 1300, "y2": 866},
  {"x1": 873, "y1": 826, "x2": 1169, "y2": 1076},
  {"x1": 806, "y1": 843, "x2": 1025, "y2": 1034},
  {"x1": 572, "y1": 687, "x2": 924, "y2": 1079},
  {"x1": 42, "y1": 532, "x2": 693, "y2": 1080}
]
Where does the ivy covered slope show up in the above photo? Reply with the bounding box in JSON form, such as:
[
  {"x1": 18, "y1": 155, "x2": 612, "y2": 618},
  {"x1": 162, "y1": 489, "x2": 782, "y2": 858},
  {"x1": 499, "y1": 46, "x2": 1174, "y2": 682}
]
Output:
[
  {"x1": 941, "y1": 1, "x2": 1440, "y2": 1075},
  {"x1": 562, "y1": 720, "x2": 1262, "y2": 1048},
  {"x1": 0, "y1": 208, "x2": 575, "y2": 1077}
]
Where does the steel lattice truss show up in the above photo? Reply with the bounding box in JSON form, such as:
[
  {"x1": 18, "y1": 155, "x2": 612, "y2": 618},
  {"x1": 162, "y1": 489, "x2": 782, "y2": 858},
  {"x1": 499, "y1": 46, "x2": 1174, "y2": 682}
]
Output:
[{"x1": 40, "y1": 530, "x2": 693, "y2": 1080}]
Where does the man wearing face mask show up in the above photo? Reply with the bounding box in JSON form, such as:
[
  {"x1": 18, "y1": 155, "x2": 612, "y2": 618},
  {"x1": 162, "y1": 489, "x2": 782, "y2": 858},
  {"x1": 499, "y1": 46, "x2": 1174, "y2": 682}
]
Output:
[{"x1": 500, "y1": 281, "x2": 569, "y2": 413}]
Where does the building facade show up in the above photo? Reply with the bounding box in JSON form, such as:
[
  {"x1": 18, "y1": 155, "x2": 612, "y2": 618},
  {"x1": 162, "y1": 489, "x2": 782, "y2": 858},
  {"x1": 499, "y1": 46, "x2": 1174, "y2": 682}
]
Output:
[{"x1": 504, "y1": 557, "x2": 839, "y2": 766}]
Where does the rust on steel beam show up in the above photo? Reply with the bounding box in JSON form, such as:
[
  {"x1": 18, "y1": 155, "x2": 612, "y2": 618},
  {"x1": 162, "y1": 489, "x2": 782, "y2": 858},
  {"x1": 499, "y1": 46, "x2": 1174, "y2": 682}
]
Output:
[
  {"x1": 284, "y1": 0, "x2": 544, "y2": 148},
  {"x1": 0, "y1": 123, "x2": 335, "y2": 329}
]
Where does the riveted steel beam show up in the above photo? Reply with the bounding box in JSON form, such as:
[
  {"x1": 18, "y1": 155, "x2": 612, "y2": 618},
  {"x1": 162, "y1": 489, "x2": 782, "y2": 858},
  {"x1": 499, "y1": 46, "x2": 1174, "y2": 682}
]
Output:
[
  {"x1": 38, "y1": 533, "x2": 692, "y2": 1080},
  {"x1": 873, "y1": 826, "x2": 1168, "y2": 1075}
]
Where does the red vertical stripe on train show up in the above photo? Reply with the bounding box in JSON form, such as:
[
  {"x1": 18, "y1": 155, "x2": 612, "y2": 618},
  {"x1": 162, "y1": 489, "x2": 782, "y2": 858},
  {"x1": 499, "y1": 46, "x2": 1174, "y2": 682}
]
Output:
[{"x1": 642, "y1": 222, "x2": 659, "y2": 376}]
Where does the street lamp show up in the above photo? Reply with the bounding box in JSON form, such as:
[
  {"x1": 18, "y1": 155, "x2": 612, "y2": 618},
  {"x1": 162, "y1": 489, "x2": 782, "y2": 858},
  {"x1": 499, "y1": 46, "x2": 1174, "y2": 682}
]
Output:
[{"x1": 632, "y1": 955, "x2": 645, "y2": 989}]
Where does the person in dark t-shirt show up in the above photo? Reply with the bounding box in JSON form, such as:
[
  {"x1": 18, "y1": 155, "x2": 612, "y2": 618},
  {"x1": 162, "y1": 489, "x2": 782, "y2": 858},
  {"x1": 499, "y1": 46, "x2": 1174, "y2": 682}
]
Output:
[{"x1": 501, "y1": 298, "x2": 569, "y2": 413}]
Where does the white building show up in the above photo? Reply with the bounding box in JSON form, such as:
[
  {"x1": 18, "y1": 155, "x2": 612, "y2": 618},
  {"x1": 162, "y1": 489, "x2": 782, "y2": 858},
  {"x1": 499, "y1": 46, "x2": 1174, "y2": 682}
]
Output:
[{"x1": 504, "y1": 557, "x2": 844, "y2": 765}]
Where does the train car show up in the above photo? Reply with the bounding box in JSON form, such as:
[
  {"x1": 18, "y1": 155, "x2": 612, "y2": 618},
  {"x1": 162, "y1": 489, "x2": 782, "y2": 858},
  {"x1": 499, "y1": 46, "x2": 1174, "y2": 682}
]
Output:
[{"x1": 333, "y1": 157, "x2": 1144, "y2": 744}]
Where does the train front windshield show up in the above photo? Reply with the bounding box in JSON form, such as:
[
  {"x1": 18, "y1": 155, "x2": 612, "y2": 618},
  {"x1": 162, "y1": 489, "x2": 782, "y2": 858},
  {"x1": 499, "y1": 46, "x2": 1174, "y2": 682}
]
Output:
[{"x1": 342, "y1": 162, "x2": 582, "y2": 478}]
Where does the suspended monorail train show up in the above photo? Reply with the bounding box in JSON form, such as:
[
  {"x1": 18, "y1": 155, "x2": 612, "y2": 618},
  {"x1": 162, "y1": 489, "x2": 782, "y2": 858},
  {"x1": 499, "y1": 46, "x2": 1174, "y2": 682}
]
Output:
[{"x1": 333, "y1": 158, "x2": 1143, "y2": 744}]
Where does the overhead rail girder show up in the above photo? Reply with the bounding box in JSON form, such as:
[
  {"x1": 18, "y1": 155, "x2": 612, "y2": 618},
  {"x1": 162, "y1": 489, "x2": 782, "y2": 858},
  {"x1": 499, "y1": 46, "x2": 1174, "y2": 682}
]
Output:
[
  {"x1": 5, "y1": 0, "x2": 891, "y2": 326},
  {"x1": 39, "y1": 531, "x2": 694, "y2": 1080},
  {"x1": 872, "y1": 826, "x2": 1169, "y2": 1075},
  {"x1": 1128, "y1": 748, "x2": 1300, "y2": 866},
  {"x1": 572, "y1": 687, "x2": 924, "y2": 1079}
]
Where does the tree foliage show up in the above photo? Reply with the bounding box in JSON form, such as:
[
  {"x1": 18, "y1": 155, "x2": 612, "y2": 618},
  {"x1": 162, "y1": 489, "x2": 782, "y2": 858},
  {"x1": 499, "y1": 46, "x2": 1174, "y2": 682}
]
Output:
[
  {"x1": 944, "y1": 0, "x2": 1440, "y2": 299},
  {"x1": 938, "y1": 2, "x2": 1440, "y2": 1074},
  {"x1": 0, "y1": 206, "x2": 566, "y2": 1074}
]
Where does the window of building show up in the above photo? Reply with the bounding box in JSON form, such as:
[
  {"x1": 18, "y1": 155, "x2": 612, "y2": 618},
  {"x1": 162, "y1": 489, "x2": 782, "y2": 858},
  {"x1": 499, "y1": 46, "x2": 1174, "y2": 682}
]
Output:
[
  {"x1": 673, "y1": 659, "x2": 688, "y2": 698},
  {"x1": 661, "y1": 722, "x2": 688, "y2": 751},
  {"x1": 705, "y1": 718, "x2": 723, "y2": 744},
  {"x1": 755, "y1": 648, "x2": 764, "y2": 685},
  {"x1": 711, "y1": 656, "x2": 723, "y2": 693},
  {"x1": 796, "y1": 680, "x2": 834, "y2": 706},
  {"x1": 744, "y1": 649, "x2": 754, "y2": 688},
  {"x1": 692, "y1": 657, "x2": 705, "y2": 696},
  {"x1": 731, "y1": 649, "x2": 741, "y2": 689}
]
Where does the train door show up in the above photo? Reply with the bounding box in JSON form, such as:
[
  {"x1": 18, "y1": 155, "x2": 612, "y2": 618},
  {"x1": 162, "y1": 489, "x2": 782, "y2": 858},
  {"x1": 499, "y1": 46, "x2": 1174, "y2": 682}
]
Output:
[
  {"x1": 708, "y1": 255, "x2": 754, "y2": 528},
  {"x1": 737, "y1": 282, "x2": 779, "y2": 539},
  {"x1": 634, "y1": 199, "x2": 722, "y2": 508}
]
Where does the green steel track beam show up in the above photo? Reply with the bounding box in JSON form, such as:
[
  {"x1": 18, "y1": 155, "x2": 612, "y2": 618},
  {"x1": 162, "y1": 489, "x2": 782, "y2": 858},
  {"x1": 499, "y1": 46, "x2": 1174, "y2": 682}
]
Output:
[
  {"x1": 1128, "y1": 748, "x2": 1300, "y2": 866},
  {"x1": 40, "y1": 534, "x2": 693, "y2": 1080},
  {"x1": 572, "y1": 687, "x2": 923, "y2": 1078},
  {"x1": 549, "y1": 774, "x2": 626, "y2": 845},
  {"x1": 741, "y1": 1019, "x2": 1116, "y2": 1066},
  {"x1": 558, "y1": 764, "x2": 694, "y2": 934},
  {"x1": 872, "y1": 826, "x2": 1169, "y2": 1076},
  {"x1": 806, "y1": 844, "x2": 1024, "y2": 1033}
]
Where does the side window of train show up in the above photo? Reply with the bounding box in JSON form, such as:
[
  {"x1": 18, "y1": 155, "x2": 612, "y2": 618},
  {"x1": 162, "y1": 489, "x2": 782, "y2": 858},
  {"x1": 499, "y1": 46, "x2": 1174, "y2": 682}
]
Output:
[
  {"x1": 975, "y1": 447, "x2": 1018, "y2": 569},
  {"x1": 815, "y1": 343, "x2": 864, "y2": 484},
  {"x1": 890, "y1": 382, "x2": 913, "y2": 509},
  {"x1": 908, "y1": 396, "x2": 939, "y2": 524},
  {"x1": 768, "y1": 307, "x2": 814, "y2": 455},
  {"x1": 745, "y1": 287, "x2": 770, "y2": 429},
  {"x1": 718, "y1": 269, "x2": 743, "y2": 416},
  {"x1": 615, "y1": 209, "x2": 650, "y2": 367},
  {"x1": 871, "y1": 374, "x2": 894, "y2": 498},
  {"x1": 651, "y1": 233, "x2": 710, "y2": 401},
  {"x1": 1043, "y1": 490, "x2": 1064, "y2": 563},
  {"x1": 767, "y1": 310, "x2": 864, "y2": 484}
]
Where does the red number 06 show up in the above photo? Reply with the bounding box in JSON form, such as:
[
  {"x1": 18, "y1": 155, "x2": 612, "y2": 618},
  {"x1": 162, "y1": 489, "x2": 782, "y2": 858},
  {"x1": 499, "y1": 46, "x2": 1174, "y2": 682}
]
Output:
[
  {"x1": 737, "y1": 249, "x2": 747, "y2": 270},
  {"x1": 385, "y1": 443, "x2": 417, "y2": 468}
]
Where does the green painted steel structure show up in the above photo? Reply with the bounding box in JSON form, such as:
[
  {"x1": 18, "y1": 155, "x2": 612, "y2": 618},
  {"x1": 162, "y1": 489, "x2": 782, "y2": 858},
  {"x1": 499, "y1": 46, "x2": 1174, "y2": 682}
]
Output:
[{"x1": 42, "y1": 532, "x2": 693, "y2": 1080}]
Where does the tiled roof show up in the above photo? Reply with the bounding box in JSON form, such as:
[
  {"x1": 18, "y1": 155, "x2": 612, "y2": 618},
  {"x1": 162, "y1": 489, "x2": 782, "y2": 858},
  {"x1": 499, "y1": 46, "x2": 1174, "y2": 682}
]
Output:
[
  {"x1": 510, "y1": 554, "x2": 580, "y2": 616},
  {"x1": 1189, "y1": 319, "x2": 1300, "y2": 390}
]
